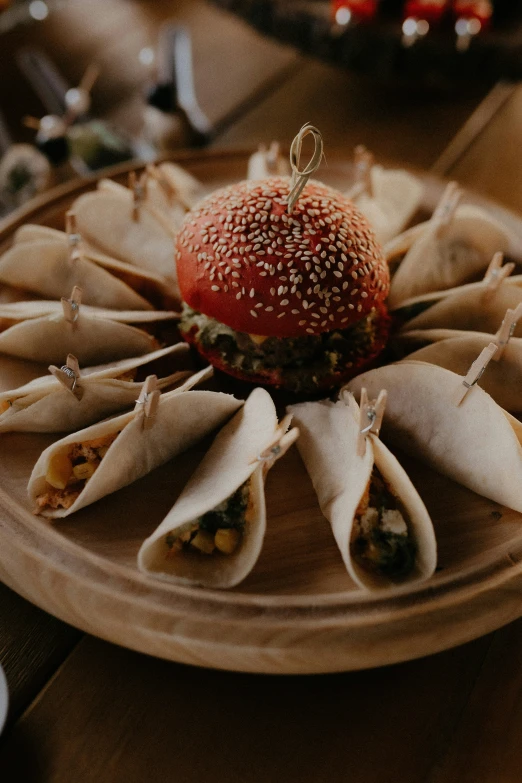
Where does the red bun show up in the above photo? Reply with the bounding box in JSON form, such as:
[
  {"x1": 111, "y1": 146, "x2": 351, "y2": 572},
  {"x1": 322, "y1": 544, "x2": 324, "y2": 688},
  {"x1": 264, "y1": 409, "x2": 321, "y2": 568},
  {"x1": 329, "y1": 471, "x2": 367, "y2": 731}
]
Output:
[{"x1": 176, "y1": 177, "x2": 389, "y2": 338}]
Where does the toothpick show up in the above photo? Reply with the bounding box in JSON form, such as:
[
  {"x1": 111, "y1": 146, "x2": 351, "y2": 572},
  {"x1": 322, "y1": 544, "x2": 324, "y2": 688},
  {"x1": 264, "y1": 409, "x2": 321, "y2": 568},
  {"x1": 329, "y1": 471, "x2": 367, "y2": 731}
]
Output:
[
  {"x1": 61, "y1": 286, "x2": 82, "y2": 327},
  {"x1": 253, "y1": 413, "x2": 299, "y2": 472},
  {"x1": 357, "y1": 388, "x2": 387, "y2": 457},
  {"x1": 353, "y1": 145, "x2": 374, "y2": 199},
  {"x1": 135, "y1": 374, "x2": 160, "y2": 430},
  {"x1": 65, "y1": 211, "x2": 83, "y2": 265},
  {"x1": 146, "y1": 164, "x2": 177, "y2": 205},
  {"x1": 266, "y1": 141, "x2": 281, "y2": 174},
  {"x1": 49, "y1": 354, "x2": 83, "y2": 400},
  {"x1": 483, "y1": 251, "x2": 515, "y2": 296},
  {"x1": 431, "y1": 181, "x2": 462, "y2": 237},
  {"x1": 23, "y1": 115, "x2": 41, "y2": 130},
  {"x1": 129, "y1": 170, "x2": 148, "y2": 221},
  {"x1": 78, "y1": 63, "x2": 100, "y2": 96},
  {"x1": 454, "y1": 342, "x2": 497, "y2": 406},
  {"x1": 494, "y1": 303, "x2": 522, "y2": 360},
  {"x1": 287, "y1": 124, "x2": 323, "y2": 214}
]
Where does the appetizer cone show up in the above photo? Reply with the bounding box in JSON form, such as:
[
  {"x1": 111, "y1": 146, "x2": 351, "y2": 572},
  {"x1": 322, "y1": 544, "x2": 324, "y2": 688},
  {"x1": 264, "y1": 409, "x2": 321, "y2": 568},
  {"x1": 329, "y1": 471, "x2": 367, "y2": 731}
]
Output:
[
  {"x1": 0, "y1": 344, "x2": 205, "y2": 433},
  {"x1": 29, "y1": 383, "x2": 243, "y2": 519},
  {"x1": 138, "y1": 387, "x2": 299, "y2": 589},
  {"x1": 347, "y1": 361, "x2": 522, "y2": 512},
  {"x1": 73, "y1": 182, "x2": 177, "y2": 284},
  {"x1": 13, "y1": 223, "x2": 176, "y2": 309},
  {"x1": 0, "y1": 294, "x2": 159, "y2": 365},
  {"x1": 348, "y1": 151, "x2": 423, "y2": 246},
  {"x1": 0, "y1": 299, "x2": 178, "y2": 325},
  {"x1": 288, "y1": 393, "x2": 436, "y2": 590},
  {"x1": 0, "y1": 237, "x2": 151, "y2": 310},
  {"x1": 389, "y1": 203, "x2": 514, "y2": 308}
]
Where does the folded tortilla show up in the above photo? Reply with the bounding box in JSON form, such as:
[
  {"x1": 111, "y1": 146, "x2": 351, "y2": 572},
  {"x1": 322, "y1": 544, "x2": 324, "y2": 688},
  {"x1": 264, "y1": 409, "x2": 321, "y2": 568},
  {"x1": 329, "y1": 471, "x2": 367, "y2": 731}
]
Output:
[
  {"x1": 347, "y1": 361, "x2": 522, "y2": 512},
  {"x1": 0, "y1": 237, "x2": 151, "y2": 310},
  {"x1": 29, "y1": 387, "x2": 243, "y2": 519},
  {"x1": 389, "y1": 204, "x2": 514, "y2": 308},
  {"x1": 73, "y1": 189, "x2": 177, "y2": 284},
  {"x1": 0, "y1": 300, "x2": 178, "y2": 325},
  {"x1": 0, "y1": 304, "x2": 159, "y2": 364},
  {"x1": 138, "y1": 387, "x2": 299, "y2": 589},
  {"x1": 0, "y1": 344, "x2": 207, "y2": 433},
  {"x1": 398, "y1": 330, "x2": 522, "y2": 412},
  {"x1": 397, "y1": 278, "x2": 522, "y2": 336},
  {"x1": 288, "y1": 395, "x2": 436, "y2": 590},
  {"x1": 350, "y1": 165, "x2": 423, "y2": 246},
  {"x1": 13, "y1": 224, "x2": 176, "y2": 309}
]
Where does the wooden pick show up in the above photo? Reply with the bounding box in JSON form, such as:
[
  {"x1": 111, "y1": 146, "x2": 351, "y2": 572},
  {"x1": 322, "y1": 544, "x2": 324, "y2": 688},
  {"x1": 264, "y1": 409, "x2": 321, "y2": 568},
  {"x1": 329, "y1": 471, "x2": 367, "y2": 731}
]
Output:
[
  {"x1": 494, "y1": 302, "x2": 522, "y2": 360},
  {"x1": 135, "y1": 374, "x2": 160, "y2": 430},
  {"x1": 357, "y1": 388, "x2": 387, "y2": 457},
  {"x1": 483, "y1": 252, "x2": 515, "y2": 296},
  {"x1": 65, "y1": 210, "x2": 82, "y2": 265},
  {"x1": 78, "y1": 63, "x2": 100, "y2": 96},
  {"x1": 287, "y1": 124, "x2": 323, "y2": 214},
  {"x1": 48, "y1": 354, "x2": 83, "y2": 400},
  {"x1": 61, "y1": 286, "x2": 82, "y2": 327},
  {"x1": 129, "y1": 170, "x2": 148, "y2": 221},
  {"x1": 454, "y1": 342, "x2": 497, "y2": 406},
  {"x1": 253, "y1": 413, "x2": 299, "y2": 472},
  {"x1": 353, "y1": 144, "x2": 374, "y2": 199},
  {"x1": 431, "y1": 181, "x2": 462, "y2": 237},
  {"x1": 266, "y1": 141, "x2": 281, "y2": 175}
]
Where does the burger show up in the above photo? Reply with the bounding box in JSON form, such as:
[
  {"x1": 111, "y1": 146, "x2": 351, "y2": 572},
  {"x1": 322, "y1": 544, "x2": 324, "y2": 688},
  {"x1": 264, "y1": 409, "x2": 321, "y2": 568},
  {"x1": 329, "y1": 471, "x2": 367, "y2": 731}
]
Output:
[{"x1": 176, "y1": 176, "x2": 390, "y2": 394}]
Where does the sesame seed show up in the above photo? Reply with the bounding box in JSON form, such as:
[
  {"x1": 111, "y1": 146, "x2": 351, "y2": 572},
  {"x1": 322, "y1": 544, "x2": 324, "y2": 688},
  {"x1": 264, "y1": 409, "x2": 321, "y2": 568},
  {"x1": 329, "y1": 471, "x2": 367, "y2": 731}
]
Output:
[{"x1": 211, "y1": 285, "x2": 220, "y2": 292}]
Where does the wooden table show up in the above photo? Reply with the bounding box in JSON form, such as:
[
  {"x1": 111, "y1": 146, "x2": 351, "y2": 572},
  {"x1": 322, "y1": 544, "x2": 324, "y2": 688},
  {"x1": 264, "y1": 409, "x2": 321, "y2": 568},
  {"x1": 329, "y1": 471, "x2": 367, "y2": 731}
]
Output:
[{"x1": 1, "y1": 2, "x2": 522, "y2": 780}]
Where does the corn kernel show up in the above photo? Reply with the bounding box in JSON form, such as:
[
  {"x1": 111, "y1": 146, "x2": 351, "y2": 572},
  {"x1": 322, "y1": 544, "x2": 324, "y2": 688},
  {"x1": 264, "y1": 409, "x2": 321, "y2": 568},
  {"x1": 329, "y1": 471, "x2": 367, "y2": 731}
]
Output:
[
  {"x1": 46, "y1": 451, "x2": 73, "y2": 489},
  {"x1": 0, "y1": 399, "x2": 11, "y2": 415},
  {"x1": 214, "y1": 528, "x2": 241, "y2": 555},
  {"x1": 72, "y1": 461, "x2": 99, "y2": 481},
  {"x1": 191, "y1": 530, "x2": 215, "y2": 555}
]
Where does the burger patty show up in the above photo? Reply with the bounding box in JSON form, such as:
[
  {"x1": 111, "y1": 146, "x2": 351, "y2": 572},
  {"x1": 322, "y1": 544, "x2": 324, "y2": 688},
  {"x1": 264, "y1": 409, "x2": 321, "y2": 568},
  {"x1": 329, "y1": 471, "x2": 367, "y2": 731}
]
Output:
[{"x1": 179, "y1": 304, "x2": 389, "y2": 393}]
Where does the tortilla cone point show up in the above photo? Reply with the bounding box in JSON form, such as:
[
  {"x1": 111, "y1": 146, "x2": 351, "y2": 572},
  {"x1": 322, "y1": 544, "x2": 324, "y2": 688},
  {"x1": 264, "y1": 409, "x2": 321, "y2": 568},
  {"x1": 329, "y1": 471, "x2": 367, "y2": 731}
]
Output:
[
  {"x1": 28, "y1": 389, "x2": 243, "y2": 519},
  {"x1": 288, "y1": 396, "x2": 436, "y2": 591},
  {"x1": 389, "y1": 204, "x2": 514, "y2": 309},
  {"x1": 0, "y1": 238, "x2": 152, "y2": 311},
  {"x1": 138, "y1": 387, "x2": 297, "y2": 589},
  {"x1": 347, "y1": 361, "x2": 522, "y2": 513}
]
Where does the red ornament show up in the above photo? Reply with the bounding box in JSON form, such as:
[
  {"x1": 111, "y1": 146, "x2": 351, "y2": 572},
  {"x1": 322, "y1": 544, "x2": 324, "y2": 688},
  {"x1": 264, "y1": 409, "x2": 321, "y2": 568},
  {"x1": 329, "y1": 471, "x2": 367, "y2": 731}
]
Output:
[
  {"x1": 332, "y1": 1, "x2": 379, "y2": 24},
  {"x1": 453, "y1": 0, "x2": 492, "y2": 29},
  {"x1": 403, "y1": 0, "x2": 449, "y2": 24}
]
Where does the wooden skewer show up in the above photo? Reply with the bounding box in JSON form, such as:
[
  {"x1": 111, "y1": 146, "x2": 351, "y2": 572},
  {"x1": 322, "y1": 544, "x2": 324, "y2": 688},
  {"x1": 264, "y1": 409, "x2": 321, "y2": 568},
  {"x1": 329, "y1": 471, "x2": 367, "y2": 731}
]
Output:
[
  {"x1": 431, "y1": 181, "x2": 462, "y2": 237},
  {"x1": 65, "y1": 211, "x2": 82, "y2": 264},
  {"x1": 135, "y1": 375, "x2": 160, "y2": 430},
  {"x1": 483, "y1": 251, "x2": 515, "y2": 296},
  {"x1": 494, "y1": 303, "x2": 522, "y2": 360},
  {"x1": 61, "y1": 286, "x2": 82, "y2": 327},
  {"x1": 454, "y1": 343, "x2": 497, "y2": 406},
  {"x1": 78, "y1": 63, "x2": 100, "y2": 96}
]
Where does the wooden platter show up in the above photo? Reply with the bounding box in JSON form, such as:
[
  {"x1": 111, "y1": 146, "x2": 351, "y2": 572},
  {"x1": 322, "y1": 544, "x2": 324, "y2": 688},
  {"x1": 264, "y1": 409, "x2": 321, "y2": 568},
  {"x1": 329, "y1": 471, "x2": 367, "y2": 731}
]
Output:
[{"x1": 1, "y1": 150, "x2": 522, "y2": 675}]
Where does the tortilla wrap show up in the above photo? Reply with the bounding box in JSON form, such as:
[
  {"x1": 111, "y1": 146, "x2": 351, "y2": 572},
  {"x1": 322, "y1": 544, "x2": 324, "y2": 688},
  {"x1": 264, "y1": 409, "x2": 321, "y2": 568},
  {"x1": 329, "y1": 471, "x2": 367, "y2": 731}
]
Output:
[
  {"x1": 0, "y1": 238, "x2": 151, "y2": 310},
  {"x1": 347, "y1": 361, "x2": 522, "y2": 512},
  {"x1": 351, "y1": 165, "x2": 423, "y2": 246},
  {"x1": 0, "y1": 344, "x2": 207, "y2": 433},
  {"x1": 138, "y1": 387, "x2": 298, "y2": 589},
  {"x1": 288, "y1": 395, "x2": 436, "y2": 590},
  {"x1": 29, "y1": 387, "x2": 243, "y2": 519},
  {"x1": 389, "y1": 204, "x2": 514, "y2": 308}
]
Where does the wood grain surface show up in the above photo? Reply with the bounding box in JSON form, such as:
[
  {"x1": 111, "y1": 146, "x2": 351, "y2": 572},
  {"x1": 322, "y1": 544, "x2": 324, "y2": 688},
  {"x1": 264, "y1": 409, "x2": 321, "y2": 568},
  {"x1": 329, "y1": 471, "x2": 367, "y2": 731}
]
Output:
[
  {"x1": 1, "y1": 152, "x2": 522, "y2": 679},
  {"x1": 1, "y1": 1, "x2": 522, "y2": 780}
]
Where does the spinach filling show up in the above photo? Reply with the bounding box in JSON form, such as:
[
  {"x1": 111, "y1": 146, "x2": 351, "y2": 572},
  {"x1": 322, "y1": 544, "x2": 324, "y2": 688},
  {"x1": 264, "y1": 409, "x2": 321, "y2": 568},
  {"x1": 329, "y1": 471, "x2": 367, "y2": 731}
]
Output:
[
  {"x1": 351, "y1": 467, "x2": 416, "y2": 580},
  {"x1": 179, "y1": 304, "x2": 384, "y2": 393},
  {"x1": 166, "y1": 480, "x2": 250, "y2": 557}
]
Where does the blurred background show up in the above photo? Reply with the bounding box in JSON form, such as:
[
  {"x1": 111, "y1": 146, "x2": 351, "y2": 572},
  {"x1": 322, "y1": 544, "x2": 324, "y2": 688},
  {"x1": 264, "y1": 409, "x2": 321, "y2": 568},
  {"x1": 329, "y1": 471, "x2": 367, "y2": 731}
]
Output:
[{"x1": 1, "y1": 0, "x2": 522, "y2": 216}]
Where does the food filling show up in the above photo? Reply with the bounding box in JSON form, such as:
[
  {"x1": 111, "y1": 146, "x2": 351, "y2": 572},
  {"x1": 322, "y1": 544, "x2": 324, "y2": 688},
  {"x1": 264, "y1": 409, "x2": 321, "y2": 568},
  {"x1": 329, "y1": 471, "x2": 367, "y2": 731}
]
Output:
[
  {"x1": 165, "y1": 479, "x2": 251, "y2": 558},
  {"x1": 350, "y1": 467, "x2": 416, "y2": 579},
  {"x1": 36, "y1": 432, "x2": 119, "y2": 511},
  {"x1": 0, "y1": 399, "x2": 12, "y2": 415},
  {"x1": 179, "y1": 304, "x2": 388, "y2": 393}
]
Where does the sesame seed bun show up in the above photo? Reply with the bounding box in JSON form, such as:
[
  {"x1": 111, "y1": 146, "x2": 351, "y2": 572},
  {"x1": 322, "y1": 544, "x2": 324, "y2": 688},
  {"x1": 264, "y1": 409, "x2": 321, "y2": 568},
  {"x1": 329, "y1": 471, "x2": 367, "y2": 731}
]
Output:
[{"x1": 176, "y1": 177, "x2": 389, "y2": 338}]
